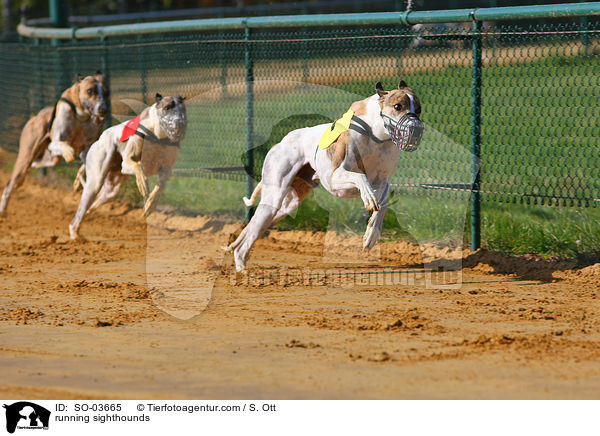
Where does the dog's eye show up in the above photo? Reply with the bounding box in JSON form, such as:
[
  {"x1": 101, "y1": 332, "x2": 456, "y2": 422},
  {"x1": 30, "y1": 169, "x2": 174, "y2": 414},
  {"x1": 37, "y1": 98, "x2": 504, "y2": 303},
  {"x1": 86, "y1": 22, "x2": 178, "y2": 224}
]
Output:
[
  {"x1": 394, "y1": 104, "x2": 402, "y2": 111},
  {"x1": 87, "y1": 89, "x2": 93, "y2": 95}
]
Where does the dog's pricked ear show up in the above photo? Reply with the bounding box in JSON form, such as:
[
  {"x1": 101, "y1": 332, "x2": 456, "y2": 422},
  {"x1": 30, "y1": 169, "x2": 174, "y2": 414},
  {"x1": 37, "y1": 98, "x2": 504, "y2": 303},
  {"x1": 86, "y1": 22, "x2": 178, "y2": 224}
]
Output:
[
  {"x1": 76, "y1": 73, "x2": 84, "y2": 82},
  {"x1": 375, "y1": 81, "x2": 388, "y2": 98},
  {"x1": 398, "y1": 80, "x2": 408, "y2": 88},
  {"x1": 155, "y1": 93, "x2": 163, "y2": 103},
  {"x1": 175, "y1": 94, "x2": 186, "y2": 103}
]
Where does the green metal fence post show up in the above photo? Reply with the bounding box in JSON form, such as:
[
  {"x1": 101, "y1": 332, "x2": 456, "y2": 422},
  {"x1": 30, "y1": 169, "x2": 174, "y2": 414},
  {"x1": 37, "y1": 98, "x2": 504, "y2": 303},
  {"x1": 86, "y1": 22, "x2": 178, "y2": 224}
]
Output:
[
  {"x1": 34, "y1": 37, "x2": 48, "y2": 177},
  {"x1": 301, "y1": 6, "x2": 309, "y2": 86},
  {"x1": 72, "y1": 37, "x2": 79, "y2": 80},
  {"x1": 49, "y1": 0, "x2": 68, "y2": 28},
  {"x1": 138, "y1": 35, "x2": 148, "y2": 105},
  {"x1": 49, "y1": 0, "x2": 69, "y2": 104},
  {"x1": 101, "y1": 36, "x2": 112, "y2": 127},
  {"x1": 579, "y1": 0, "x2": 590, "y2": 56},
  {"x1": 218, "y1": 13, "x2": 228, "y2": 99},
  {"x1": 396, "y1": 0, "x2": 407, "y2": 80},
  {"x1": 244, "y1": 25, "x2": 255, "y2": 222},
  {"x1": 35, "y1": 38, "x2": 44, "y2": 110},
  {"x1": 470, "y1": 19, "x2": 482, "y2": 251},
  {"x1": 580, "y1": 15, "x2": 590, "y2": 55}
]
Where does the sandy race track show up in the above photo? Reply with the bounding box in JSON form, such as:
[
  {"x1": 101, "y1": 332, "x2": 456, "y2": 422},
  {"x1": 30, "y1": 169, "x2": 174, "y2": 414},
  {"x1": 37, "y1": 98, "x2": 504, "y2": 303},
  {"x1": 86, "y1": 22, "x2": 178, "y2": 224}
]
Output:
[{"x1": 1, "y1": 160, "x2": 599, "y2": 399}]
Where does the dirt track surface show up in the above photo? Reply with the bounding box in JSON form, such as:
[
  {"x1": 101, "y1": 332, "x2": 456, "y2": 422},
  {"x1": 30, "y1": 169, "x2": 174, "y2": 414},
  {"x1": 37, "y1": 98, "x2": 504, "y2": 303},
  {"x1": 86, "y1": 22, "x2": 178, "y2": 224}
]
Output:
[{"x1": 1, "y1": 161, "x2": 599, "y2": 399}]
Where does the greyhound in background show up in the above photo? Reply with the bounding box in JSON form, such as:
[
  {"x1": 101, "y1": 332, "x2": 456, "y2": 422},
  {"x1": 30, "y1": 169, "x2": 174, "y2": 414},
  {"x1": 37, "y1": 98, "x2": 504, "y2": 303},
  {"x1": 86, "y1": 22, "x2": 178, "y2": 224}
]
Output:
[
  {"x1": 226, "y1": 81, "x2": 423, "y2": 272},
  {"x1": 69, "y1": 93, "x2": 187, "y2": 240},
  {"x1": 0, "y1": 71, "x2": 109, "y2": 216}
]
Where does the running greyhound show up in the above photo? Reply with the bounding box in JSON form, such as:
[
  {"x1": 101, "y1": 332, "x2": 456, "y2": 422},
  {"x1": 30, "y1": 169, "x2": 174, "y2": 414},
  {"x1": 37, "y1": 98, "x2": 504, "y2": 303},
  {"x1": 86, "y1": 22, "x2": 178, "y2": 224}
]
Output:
[
  {"x1": 227, "y1": 81, "x2": 423, "y2": 272},
  {"x1": 0, "y1": 71, "x2": 109, "y2": 216},
  {"x1": 69, "y1": 93, "x2": 187, "y2": 240}
]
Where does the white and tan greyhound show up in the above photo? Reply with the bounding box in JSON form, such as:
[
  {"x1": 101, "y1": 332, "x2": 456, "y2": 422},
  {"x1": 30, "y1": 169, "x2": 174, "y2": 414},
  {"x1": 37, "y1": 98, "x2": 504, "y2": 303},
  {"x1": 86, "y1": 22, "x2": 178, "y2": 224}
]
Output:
[
  {"x1": 69, "y1": 93, "x2": 187, "y2": 240},
  {"x1": 227, "y1": 81, "x2": 423, "y2": 272}
]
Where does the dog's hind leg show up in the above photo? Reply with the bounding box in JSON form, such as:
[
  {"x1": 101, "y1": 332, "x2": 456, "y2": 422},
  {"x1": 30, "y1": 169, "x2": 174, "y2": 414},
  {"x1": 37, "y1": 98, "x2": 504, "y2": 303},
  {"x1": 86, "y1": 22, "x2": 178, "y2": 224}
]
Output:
[
  {"x1": 72, "y1": 164, "x2": 87, "y2": 192},
  {"x1": 229, "y1": 127, "x2": 314, "y2": 271},
  {"x1": 88, "y1": 171, "x2": 127, "y2": 213},
  {"x1": 272, "y1": 175, "x2": 314, "y2": 223},
  {"x1": 225, "y1": 226, "x2": 249, "y2": 252},
  {"x1": 69, "y1": 148, "x2": 115, "y2": 239},
  {"x1": 231, "y1": 155, "x2": 307, "y2": 271},
  {"x1": 0, "y1": 134, "x2": 49, "y2": 216},
  {"x1": 88, "y1": 150, "x2": 125, "y2": 212},
  {"x1": 232, "y1": 203, "x2": 279, "y2": 272},
  {"x1": 0, "y1": 162, "x2": 28, "y2": 217},
  {"x1": 70, "y1": 180, "x2": 102, "y2": 240},
  {"x1": 225, "y1": 183, "x2": 304, "y2": 253},
  {"x1": 69, "y1": 176, "x2": 104, "y2": 239}
]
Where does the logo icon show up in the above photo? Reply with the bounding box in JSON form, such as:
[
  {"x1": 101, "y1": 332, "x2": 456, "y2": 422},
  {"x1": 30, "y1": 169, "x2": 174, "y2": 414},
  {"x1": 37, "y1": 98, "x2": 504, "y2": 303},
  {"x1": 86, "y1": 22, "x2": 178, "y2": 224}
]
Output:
[{"x1": 3, "y1": 402, "x2": 50, "y2": 434}]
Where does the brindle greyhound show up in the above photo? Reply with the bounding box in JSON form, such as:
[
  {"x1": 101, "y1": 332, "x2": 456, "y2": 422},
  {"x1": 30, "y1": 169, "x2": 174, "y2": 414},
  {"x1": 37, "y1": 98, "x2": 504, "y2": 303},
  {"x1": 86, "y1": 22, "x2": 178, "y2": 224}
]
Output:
[
  {"x1": 69, "y1": 93, "x2": 187, "y2": 240},
  {"x1": 0, "y1": 71, "x2": 109, "y2": 216},
  {"x1": 226, "y1": 81, "x2": 423, "y2": 272}
]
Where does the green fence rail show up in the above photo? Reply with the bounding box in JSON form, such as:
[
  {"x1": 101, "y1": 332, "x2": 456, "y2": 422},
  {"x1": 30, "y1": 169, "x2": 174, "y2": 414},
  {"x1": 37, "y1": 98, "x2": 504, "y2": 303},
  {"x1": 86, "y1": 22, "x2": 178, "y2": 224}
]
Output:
[{"x1": 1, "y1": 2, "x2": 599, "y2": 251}]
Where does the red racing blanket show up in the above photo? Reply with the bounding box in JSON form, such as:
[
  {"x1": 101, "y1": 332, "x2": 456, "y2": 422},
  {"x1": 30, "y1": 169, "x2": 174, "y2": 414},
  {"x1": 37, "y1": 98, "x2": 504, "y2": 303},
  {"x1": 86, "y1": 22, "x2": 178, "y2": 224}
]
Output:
[{"x1": 119, "y1": 114, "x2": 141, "y2": 142}]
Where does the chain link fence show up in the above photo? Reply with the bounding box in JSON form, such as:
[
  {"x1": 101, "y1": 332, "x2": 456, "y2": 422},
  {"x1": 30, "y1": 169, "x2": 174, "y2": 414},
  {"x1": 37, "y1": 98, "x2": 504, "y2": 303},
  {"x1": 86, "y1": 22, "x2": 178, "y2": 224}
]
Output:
[{"x1": 1, "y1": 9, "x2": 599, "y2": 250}]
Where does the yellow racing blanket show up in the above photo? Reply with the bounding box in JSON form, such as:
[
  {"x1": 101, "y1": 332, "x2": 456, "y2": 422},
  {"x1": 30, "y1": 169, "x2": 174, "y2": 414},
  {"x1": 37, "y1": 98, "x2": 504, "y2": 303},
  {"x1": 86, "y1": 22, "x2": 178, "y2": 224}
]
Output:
[{"x1": 318, "y1": 108, "x2": 354, "y2": 149}]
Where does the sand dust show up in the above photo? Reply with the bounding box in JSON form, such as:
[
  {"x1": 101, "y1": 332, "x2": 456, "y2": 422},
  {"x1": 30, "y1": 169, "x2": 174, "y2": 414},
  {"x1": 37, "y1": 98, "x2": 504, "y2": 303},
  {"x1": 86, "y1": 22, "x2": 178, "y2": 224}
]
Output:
[{"x1": 0, "y1": 153, "x2": 599, "y2": 399}]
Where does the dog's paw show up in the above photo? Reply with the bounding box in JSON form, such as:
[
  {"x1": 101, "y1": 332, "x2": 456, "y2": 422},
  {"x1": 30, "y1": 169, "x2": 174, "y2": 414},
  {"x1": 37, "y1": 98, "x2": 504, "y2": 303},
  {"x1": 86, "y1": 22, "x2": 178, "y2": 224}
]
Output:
[
  {"x1": 362, "y1": 217, "x2": 382, "y2": 250},
  {"x1": 362, "y1": 229, "x2": 379, "y2": 250},
  {"x1": 68, "y1": 223, "x2": 79, "y2": 240},
  {"x1": 136, "y1": 177, "x2": 150, "y2": 198},
  {"x1": 142, "y1": 200, "x2": 157, "y2": 217},
  {"x1": 72, "y1": 177, "x2": 83, "y2": 192},
  {"x1": 361, "y1": 190, "x2": 380, "y2": 212},
  {"x1": 69, "y1": 223, "x2": 89, "y2": 242},
  {"x1": 62, "y1": 148, "x2": 76, "y2": 163},
  {"x1": 234, "y1": 251, "x2": 247, "y2": 273},
  {"x1": 362, "y1": 236, "x2": 378, "y2": 251},
  {"x1": 362, "y1": 199, "x2": 380, "y2": 212}
]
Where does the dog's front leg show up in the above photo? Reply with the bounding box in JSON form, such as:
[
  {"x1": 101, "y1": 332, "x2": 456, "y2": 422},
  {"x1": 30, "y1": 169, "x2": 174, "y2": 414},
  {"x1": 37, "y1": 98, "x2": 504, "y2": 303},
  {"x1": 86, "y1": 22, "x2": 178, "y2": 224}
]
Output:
[
  {"x1": 330, "y1": 166, "x2": 379, "y2": 211},
  {"x1": 48, "y1": 140, "x2": 77, "y2": 163},
  {"x1": 48, "y1": 108, "x2": 77, "y2": 163},
  {"x1": 143, "y1": 167, "x2": 172, "y2": 217},
  {"x1": 363, "y1": 181, "x2": 390, "y2": 250},
  {"x1": 121, "y1": 135, "x2": 149, "y2": 198},
  {"x1": 31, "y1": 148, "x2": 61, "y2": 168}
]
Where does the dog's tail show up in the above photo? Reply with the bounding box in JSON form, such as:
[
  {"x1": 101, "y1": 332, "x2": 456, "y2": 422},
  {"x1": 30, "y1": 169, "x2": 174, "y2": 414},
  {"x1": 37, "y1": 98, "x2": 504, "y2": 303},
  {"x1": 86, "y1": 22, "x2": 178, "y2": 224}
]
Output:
[{"x1": 242, "y1": 181, "x2": 262, "y2": 207}]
